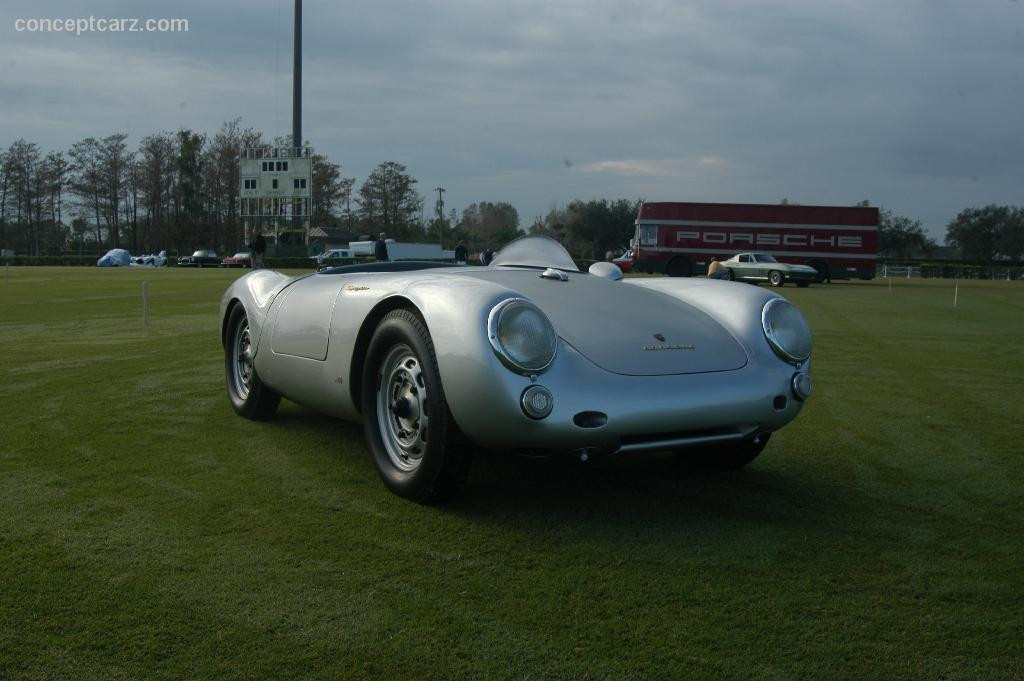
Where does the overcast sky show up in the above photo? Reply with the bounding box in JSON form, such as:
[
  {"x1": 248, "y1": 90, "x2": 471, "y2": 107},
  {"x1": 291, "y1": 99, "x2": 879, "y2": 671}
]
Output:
[{"x1": 2, "y1": 0, "x2": 1022, "y2": 238}]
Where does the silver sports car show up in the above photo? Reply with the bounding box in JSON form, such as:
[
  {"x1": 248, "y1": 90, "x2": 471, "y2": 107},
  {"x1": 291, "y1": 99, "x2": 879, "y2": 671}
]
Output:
[
  {"x1": 221, "y1": 236, "x2": 813, "y2": 502},
  {"x1": 721, "y1": 252, "x2": 819, "y2": 287}
]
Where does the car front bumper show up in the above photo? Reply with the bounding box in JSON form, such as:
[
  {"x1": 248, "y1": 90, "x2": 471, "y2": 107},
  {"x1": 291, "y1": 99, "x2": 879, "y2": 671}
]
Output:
[{"x1": 441, "y1": 339, "x2": 810, "y2": 456}]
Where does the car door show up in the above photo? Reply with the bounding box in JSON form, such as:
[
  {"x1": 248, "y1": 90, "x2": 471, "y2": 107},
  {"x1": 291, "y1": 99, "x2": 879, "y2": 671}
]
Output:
[{"x1": 270, "y1": 275, "x2": 344, "y2": 360}]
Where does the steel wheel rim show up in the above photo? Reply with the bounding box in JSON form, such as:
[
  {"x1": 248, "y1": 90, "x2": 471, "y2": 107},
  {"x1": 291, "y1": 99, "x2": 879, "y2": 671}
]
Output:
[
  {"x1": 376, "y1": 344, "x2": 429, "y2": 473},
  {"x1": 232, "y1": 320, "x2": 254, "y2": 400},
  {"x1": 770, "y1": 271, "x2": 782, "y2": 285}
]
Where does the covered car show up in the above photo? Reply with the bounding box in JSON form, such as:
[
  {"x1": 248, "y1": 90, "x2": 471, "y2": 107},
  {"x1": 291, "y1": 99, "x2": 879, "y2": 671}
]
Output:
[
  {"x1": 220, "y1": 236, "x2": 813, "y2": 503},
  {"x1": 97, "y1": 249, "x2": 131, "y2": 267}
]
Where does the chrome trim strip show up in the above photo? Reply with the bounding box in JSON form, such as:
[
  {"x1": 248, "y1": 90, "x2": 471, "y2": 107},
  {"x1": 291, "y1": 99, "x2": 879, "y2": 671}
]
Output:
[{"x1": 617, "y1": 430, "x2": 753, "y2": 454}]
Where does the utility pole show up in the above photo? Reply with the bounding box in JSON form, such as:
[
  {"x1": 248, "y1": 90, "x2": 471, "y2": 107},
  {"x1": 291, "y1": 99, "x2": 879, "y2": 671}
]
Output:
[
  {"x1": 434, "y1": 186, "x2": 445, "y2": 247},
  {"x1": 292, "y1": 0, "x2": 303, "y2": 233}
]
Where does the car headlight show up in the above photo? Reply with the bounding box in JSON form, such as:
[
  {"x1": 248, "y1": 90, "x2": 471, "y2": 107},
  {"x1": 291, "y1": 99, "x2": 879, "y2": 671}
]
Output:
[
  {"x1": 487, "y1": 298, "x2": 557, "y2": 374},
  {"x1": 761, "y1": 298, "x2": 812, "y2": 365}
]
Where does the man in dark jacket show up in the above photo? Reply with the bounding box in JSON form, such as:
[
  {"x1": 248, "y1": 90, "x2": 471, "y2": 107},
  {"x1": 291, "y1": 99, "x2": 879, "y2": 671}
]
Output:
[
  {"x1": 250, "y1": 228, "x2": 266, "y2": 270},
  {"x1": 454, "y1": 241, "x2": 468, "y2": 265},
  {"x1": 374, "y1": 232, "x2": 389, "y2": 262}
]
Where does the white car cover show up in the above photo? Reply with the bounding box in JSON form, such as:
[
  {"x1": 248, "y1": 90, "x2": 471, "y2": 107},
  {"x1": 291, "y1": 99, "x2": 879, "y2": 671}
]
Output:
[{"x1": 97, "y1": 249, "x2": 131, "y2": 267}]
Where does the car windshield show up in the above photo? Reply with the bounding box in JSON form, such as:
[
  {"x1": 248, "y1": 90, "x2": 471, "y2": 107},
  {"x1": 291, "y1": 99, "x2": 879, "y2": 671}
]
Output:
[
  {"x1": 754, "y1": 254, "x2": 778, "y2": 263},
  {"x1": 232, "y1": 252, "x2": 248, "y2": 258},
  {"x1": 490, "y1": 236, "x2": 579, "y2": 271}
]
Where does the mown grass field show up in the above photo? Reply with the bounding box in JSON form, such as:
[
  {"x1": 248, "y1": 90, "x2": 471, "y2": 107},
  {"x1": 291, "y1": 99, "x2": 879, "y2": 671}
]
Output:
[{"x1": 1, "y1": 267, "x2": 1021, "y2": 680}]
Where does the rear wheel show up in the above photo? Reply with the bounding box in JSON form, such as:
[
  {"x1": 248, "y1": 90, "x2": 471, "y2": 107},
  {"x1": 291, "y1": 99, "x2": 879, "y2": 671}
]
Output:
[
  {"x1": 724, "y1": 268, "x2": 735, "y2": 281},
  {"x1": 361, "y1": 309, "x2": 472, "y2": 503},
  {"x1": 769, "y1": 270, "x2": 784, "y2": 287},
  {"x1": 225, "y1": 304, "x2": 281, "y2": 420},
  {"x1": 666, "y1": 257, "x2": 692, "y2": 277},
  {"x1": 808, "y1": 261, "x2": 830, "y2": 283}
]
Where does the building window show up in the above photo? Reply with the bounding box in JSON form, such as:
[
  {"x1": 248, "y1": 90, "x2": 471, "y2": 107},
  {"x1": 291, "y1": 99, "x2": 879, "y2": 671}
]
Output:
[
  {"x1": 275, "y1": 161, "x2": 282, "y2": 171},
  {"x1": 244, "y1": 179, "x2": 257, "y2": 190},
  {"x1": 282, "y1": 161, "x2": 288, "y2": 171},
  {"x1": 293, "y1": 178, "x2": 307, "y2": 189},
  {"x1": 272, "y1": 179, "x2": 278, "y2": 189},
  {"x1": 261, "y1": 162, "x2": 268, "y2": 172}
]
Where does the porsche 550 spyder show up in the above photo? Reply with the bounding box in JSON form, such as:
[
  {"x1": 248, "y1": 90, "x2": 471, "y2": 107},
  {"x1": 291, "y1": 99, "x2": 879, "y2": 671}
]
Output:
[{"x1": 221, "y1": 236, "x2": 813, "y2": 502}]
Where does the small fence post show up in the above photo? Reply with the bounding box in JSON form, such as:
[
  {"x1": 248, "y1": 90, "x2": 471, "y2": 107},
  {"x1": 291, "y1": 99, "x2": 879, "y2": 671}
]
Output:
[
  {"x1": 142, "y1": 281, "x2": 149, "y2": 326},
  {"x1": 954, "y1": 280, "x2": 958, "y2": 308}
]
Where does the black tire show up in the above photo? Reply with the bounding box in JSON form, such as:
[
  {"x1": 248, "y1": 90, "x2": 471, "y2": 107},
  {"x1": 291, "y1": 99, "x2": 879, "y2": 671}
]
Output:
[
  {"x1": 361, "y1": 308, "x2": 472, "y2": 503},
  {"x1": 666, "y1": 257, "x2": 692, "y2": 278},
  {"x1": 225, "y1": 304, "x2": 281, "y2": 420},
  {"x1": 679, "y1": 433, "x2": 770, "y2": 470},
  {"x1": 768, "y1": 270, "x2": 784, "y2": 287},
  {"x1": 808, "y1": 261, "x2": 830, "y2": 284},
  {"x1": 724, "y1": 268, "x2": 735, "y2": 281}
]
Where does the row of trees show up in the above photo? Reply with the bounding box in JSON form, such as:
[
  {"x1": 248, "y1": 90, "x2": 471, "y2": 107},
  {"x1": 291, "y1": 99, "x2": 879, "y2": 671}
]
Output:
[
  {"x1": 2, "y1": 123, "x2": 1020, "y2": 262},
  {"x1": 0, "y1": 121, "x2": 382, "y2": 256}
]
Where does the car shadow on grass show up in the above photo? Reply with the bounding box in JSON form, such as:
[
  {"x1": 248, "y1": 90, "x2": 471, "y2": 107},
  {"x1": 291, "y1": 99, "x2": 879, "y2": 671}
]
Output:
[{"x1": 256, "y1": 402, "x2": 851, "y2": 537}]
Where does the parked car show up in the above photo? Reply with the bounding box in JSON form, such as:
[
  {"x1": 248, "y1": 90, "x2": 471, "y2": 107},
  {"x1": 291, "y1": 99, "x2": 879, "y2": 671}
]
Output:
[
  {"x1": 220, "y1": 236, "x2": 813, "y2": 503},
  {"x1": 177, "y1": 250, "x2": 221, "y2": 268},
  {"x1": 721, "y1": 253, "x2": 819, "y2": 287},
  {"x1": 221, "y1": 252, "x2": 252, "y2": 268},
  {"x1": 131, "y1": 251, "x2": 168, "y2": 267},
  {"x1": 612, "y1": 248, "x2": 635, "y2": 273},
  {"x1": 312, "y1": 248, "x2": 357, "y2": 271}
]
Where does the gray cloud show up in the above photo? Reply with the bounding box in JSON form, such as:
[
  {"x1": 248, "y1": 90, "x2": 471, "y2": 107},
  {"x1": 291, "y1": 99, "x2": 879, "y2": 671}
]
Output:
[{"x1": 2, "y1": 0, "x2": 1022, "y2": 235}]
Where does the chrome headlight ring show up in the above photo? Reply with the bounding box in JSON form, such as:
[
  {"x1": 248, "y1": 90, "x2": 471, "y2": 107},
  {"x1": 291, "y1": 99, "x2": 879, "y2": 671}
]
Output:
[
  {"x1": 761, "y1": 298, "x2": 812, "y2": 366},
  {"x1": 487, "y1": 298, "x2": 558, "y2": 374}
]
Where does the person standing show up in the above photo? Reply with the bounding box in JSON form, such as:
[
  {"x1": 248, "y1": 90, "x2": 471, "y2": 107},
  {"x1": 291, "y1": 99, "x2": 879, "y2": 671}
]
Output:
[
  {"x1": 374, "y1": 232, "x2": 390, "y2": 262},
  {"x1": 454, "y1": 241, "x2": 468, "y2": 265},
  {"x1": 250, "y1": 227, "x2": 266, "y2": 270}
]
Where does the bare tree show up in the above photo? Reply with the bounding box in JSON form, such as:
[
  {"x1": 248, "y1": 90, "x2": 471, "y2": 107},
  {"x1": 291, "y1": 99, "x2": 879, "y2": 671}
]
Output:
[
  {"x1": 357, "y1": 161, "x2": 423, "y2": 239},
  {"x1": 69, "y1": 137, "x2": 106, "y2": 246}
]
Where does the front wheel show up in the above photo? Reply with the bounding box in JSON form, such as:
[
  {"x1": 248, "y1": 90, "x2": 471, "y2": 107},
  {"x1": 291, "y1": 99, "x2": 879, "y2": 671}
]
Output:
[
  {"x1": 361, "y1": 309, "x2": 472, "y2": 503},
  {"x1": 769, "y1": 270, "x2": 784, "y2": 287},
  {"x1": 724, "y1": 268, "x2": 735, "y2": 281},
  {"x1": 225, "y1": 304, "x2": 281, "y2": 420}
]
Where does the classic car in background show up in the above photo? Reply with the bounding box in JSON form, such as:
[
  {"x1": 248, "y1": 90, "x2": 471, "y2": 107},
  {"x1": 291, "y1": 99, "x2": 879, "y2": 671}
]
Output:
[
  {"x1": 312, "y1": 248, "x2": 357, "y2": 271},
  {"x1": 220, "y1": 252, "x2": 252, "y2": 268},
  {"x1": 612, "y1": 248, "x2": 635, "y2": 273},
  {"x1": 177, "y1": 250, "x2": 221, "y2": 268},
  {"x1": 220, "y1": 236, "x2": 813, "y2": 503},
  {"x1": 721, "y1": 253, "x2": 819, "y2": 287},
  {"x1": 131, "y1": 250, "x2": 168, "y2": 267}
]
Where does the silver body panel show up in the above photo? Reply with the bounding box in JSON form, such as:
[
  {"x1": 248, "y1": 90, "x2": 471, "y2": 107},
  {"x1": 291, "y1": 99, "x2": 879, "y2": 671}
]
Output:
[{"x1": 220, "y1": 260, "x2": 810, "y2": 455}]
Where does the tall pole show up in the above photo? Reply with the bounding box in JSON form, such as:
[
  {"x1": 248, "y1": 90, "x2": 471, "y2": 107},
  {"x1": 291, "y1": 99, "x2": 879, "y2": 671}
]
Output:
[
  {"x1": 293, "y1": 0, "x2": 302, "y2": 152},
  {"x1": 292, "y1": 0, "x2": 303, "y2": 238},
  {"x1": 434, "y1": 186, "x2": 446, "y2": 247}
]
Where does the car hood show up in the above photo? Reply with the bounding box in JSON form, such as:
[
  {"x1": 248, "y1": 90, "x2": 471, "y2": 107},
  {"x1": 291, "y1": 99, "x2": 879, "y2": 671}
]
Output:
[
  {"x1": 478, "y1": 270, "x2": 748, "y2": 376},
  {"x1": 782, "y1": 263, "x2": 818, "y2": 274}
]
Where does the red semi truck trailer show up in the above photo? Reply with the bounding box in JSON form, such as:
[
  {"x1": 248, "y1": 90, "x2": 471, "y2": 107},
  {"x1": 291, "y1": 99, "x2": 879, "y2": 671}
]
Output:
[{"x1": 629, "y1": 202, "x2": 879, "y2": 281}]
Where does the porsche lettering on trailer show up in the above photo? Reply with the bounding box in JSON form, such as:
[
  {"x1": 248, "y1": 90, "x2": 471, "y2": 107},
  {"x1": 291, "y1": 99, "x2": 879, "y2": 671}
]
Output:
[
  {"x1": 674, "y1": 231, "x2": 864, "y2": 249},
  {"x1": 220, "y1": 236, "x2": 813, "y2": 503},
  {"x1": 631, "y1": 202, "x2": 879, "y2": 281}
]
